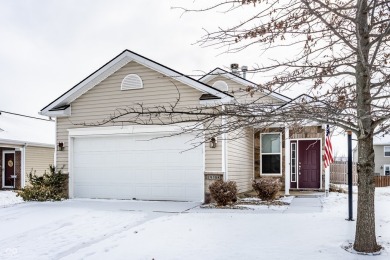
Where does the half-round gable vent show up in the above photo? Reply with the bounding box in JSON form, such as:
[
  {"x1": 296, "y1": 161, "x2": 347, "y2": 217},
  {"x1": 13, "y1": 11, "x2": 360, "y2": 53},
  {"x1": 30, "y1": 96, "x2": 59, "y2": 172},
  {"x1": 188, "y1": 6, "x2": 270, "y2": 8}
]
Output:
[
  {"x1": 212, "y1": 80, "x2": 228, "y2": 92},
  {"x1": 121, "y1": 74, "x2": 143, "y2": 90}
]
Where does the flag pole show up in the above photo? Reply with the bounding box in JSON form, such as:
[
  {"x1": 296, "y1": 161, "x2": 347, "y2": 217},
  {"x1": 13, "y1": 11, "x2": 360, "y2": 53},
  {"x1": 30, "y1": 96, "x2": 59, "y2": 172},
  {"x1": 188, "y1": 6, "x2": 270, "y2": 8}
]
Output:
[
  {"x1": 324, "y1": 125, "x2": 333, "y2": 197},
  {"x1": 346, "y1": 130, "x2": 354, "y2": 221}
]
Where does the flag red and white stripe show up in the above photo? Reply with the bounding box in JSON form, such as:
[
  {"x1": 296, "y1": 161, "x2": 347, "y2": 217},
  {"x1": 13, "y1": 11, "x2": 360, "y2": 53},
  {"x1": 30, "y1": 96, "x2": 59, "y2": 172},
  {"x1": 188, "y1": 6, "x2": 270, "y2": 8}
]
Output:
[{"x1": 324, "y1": 125, "x2": 334, "y2": 168}]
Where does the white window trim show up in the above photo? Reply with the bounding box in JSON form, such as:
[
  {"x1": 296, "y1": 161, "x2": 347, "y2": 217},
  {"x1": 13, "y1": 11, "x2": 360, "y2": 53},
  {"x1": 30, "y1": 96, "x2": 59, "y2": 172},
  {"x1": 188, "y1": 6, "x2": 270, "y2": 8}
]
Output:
[
  {"x1": 384, "y1": 164, "x2": 390, "y2": 176},
  {"x1": 384, "y1": 146, "x2": 390, "y2": 157},
  {"x1": 290, "y1": 142, "x2": 297, "y2": 182},
  {"x1": 260, "y1": 132, "x2": 282, "y2": 176}
]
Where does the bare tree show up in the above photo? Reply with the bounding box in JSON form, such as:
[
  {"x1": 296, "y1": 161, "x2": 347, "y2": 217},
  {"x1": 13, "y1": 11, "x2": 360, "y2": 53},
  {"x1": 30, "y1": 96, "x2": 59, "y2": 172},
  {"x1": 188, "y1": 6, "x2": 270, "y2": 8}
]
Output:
[
  {"x1": 82, "y1": 0, "x2": 389, "y2": 253},
  {"x1": 173, "y1": 0, "x2": 388, "y2": 253}
]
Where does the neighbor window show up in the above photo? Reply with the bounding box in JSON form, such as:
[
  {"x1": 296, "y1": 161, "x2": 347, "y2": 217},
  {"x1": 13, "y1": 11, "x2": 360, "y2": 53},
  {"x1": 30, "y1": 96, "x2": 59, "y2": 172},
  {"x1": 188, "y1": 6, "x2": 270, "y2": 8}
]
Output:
[
  {"x1": 261, "y1": 133, "x2": 282, "y2": 175},
  {"x1": 384, "y1": 146, "x2": 390, "y2": 157},
  {"x1": 384, "y1": 165, "x2": 390, "y2": 176}
]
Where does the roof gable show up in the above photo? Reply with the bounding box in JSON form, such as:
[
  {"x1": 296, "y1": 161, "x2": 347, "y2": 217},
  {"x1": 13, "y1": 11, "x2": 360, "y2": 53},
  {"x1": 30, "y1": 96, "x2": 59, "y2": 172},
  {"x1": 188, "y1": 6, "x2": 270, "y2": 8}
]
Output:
[
  {"x1": 199, "y1": 68, "x2": 291, "y2": 103},
  {"x1": 40, "y1": 50, "x2": 233, "y2": 116}
]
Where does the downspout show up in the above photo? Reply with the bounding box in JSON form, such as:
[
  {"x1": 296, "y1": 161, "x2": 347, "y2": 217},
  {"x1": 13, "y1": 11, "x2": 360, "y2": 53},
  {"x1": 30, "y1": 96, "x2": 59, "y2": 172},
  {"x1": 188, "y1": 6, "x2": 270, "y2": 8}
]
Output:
[
  {"x1": 21, "y1": 143, "x2": 27, "y2": 188},
  {"x1": 54, "y1": 117, "x2": 57, "y2": 167},
  {"x1": 221, "y1": 105, "x2": 228, "y2": 180}
]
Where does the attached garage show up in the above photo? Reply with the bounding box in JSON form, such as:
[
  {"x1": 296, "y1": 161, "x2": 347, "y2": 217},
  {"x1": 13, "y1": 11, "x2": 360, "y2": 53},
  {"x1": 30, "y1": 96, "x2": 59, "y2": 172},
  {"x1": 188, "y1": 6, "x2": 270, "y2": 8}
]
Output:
[{"x1": 69, "y1": 126, "x2": 204, "y2": 202}]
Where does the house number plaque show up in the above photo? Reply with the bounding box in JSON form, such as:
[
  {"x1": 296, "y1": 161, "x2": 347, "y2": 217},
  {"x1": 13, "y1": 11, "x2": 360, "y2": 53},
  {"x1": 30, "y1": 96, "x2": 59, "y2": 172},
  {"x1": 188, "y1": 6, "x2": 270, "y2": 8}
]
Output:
[{"x1": 207, "y1": 175, "x2": 222, "y2": 180}]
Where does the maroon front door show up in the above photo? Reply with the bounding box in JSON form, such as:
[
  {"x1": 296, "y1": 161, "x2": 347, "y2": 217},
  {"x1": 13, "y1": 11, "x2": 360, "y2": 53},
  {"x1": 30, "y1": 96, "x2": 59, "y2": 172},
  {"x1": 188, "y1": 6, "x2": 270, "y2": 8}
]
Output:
[
  {"x1": 4, "y1": 153, "x2": 15, "y2": 187},
  {"x1": 298, "y1": 140, "x2": 320, "y2": 189}
]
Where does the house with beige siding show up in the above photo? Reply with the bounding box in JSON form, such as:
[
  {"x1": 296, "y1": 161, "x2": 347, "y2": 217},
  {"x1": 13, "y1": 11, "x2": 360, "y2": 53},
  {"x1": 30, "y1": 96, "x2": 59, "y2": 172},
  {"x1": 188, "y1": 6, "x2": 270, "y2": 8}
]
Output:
[
  {"x1": 0, "y1": 111, "x2": 55, "y2": 189},
  {"x1": 40, "y1": 50, "x2": 326, "y2": 202}
]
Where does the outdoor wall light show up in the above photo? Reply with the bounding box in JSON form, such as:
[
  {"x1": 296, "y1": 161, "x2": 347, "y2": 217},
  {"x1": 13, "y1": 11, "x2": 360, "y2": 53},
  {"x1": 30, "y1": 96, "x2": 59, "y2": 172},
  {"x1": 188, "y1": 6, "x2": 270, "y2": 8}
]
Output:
[
  {"x1": 380, "y1": 165, "x2": 383, "y2": 169},
  {"x1": 58, "y1": 142, "x2": 65, "y2": 151},
  {"x1": 210, "y1": 137, "x2": 217, "y2": 148}
]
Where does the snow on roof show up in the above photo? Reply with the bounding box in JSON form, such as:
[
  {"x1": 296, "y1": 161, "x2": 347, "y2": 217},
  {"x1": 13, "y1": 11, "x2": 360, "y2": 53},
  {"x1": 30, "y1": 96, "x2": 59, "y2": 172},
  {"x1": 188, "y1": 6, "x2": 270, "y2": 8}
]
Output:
[
  {"x1": 374, "y1": 134, "x2": 390, "y2": 145},
  {"x1": 0, "y1": 111, "x2": 55, "y2": 147}
]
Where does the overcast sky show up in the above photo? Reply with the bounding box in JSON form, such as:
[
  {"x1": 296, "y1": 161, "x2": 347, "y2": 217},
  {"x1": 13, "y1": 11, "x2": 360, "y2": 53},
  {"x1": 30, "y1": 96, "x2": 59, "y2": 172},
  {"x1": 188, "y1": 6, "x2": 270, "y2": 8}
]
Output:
[
  {"x1": 0, "y1": 0, "x2": 264, "y2": 115},
  {"x1": 0, "y1": 0, "x2": 350, "y2": 154}
]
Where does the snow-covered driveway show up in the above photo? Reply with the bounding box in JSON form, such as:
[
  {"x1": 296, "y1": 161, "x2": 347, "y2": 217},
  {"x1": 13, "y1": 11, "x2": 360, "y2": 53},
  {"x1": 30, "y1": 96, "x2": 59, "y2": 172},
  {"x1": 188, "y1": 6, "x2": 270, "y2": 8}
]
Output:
[
  {"x1": 0, "y1": 189, "x2": 389, "y2": 260},
  {"x1": 0, "y1": 199, "x2": 199, "y2": 259}
]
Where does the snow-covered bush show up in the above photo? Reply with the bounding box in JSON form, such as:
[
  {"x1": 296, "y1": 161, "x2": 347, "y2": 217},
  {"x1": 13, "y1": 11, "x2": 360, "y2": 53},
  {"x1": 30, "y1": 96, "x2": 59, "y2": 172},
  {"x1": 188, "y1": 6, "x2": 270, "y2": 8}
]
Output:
[
  {"x1": 17, "y1": 165, "x2": 68, "y2": 201},
  {"x1": 252, "y1": 178, "x2": 281, "y2": 201},
  {"x1": 209, "y1": 180, "x2": 237, "y2": 206}
]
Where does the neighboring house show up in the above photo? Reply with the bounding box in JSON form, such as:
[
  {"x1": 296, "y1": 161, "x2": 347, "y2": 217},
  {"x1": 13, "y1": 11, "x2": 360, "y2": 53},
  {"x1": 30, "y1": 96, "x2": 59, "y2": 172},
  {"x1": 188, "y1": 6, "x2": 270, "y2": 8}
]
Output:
[
  {"x1": 0, "y1": 111, "x2": 55, "y2": 189},
  {"x1": 353, "y1": 135, "x2": 390, "y2": 176},
  {"x1": 40, "y1": 50, "x2": 326, "y2": 202}
]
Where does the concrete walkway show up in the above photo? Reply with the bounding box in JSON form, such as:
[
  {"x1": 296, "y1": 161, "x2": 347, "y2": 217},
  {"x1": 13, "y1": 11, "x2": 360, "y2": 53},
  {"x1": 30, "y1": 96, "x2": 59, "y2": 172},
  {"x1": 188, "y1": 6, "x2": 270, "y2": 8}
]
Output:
[{"x1": 285, "y1": 196, "x2": 323, "y2": 213}]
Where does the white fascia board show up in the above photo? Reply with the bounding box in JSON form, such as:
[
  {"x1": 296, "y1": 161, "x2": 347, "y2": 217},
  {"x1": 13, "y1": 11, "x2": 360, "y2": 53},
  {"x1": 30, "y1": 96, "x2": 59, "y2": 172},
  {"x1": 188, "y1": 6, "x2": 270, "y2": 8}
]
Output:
[
  {"x1": 200, "y1": 68, "x2": 291, "y2": 103},
  {"x1": 41, "y1": 51, "x2": 232, "y2": 116}
]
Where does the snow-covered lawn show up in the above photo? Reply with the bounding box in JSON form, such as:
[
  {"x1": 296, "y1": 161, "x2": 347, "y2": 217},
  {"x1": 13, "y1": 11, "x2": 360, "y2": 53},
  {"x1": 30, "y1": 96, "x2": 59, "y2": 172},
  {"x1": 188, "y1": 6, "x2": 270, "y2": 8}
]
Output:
[{"x1": 0, "y1": 188, "x2": 389, "y2": 259}]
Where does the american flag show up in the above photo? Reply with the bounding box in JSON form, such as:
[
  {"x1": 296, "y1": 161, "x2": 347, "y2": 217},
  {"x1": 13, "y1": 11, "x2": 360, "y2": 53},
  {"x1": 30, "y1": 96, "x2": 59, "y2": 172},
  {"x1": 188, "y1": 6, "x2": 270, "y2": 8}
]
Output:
[{"x1": 324, "y1": 125, "x2": 334, "y2": 168}]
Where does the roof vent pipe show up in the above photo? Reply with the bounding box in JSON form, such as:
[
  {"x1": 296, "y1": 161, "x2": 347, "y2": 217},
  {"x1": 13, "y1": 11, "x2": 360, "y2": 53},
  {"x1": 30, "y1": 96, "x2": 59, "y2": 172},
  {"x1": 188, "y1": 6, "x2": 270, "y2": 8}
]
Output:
[
  {"x1": 230, "y1": 63, "x2": 239, "y2": 76},
  {"x1": 241, "y1": 66, "x2": 248, "y2": 79}
]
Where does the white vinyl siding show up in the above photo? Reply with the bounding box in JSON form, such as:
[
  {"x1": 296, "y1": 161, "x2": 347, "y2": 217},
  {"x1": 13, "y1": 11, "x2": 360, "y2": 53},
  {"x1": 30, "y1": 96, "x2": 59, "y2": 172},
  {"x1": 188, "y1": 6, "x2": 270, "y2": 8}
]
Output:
[{"x1": 227, "y1": 127, "x2": 254, "y2": 192}]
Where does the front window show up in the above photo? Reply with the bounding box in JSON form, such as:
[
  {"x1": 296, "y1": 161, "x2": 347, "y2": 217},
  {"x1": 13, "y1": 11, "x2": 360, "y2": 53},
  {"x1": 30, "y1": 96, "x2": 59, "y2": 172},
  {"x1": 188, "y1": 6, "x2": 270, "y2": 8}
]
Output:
[
  {"x1": 261, "y1": 133, "x2": 282, "y2": 175},
  {"x1": 384, "y1": 146, "x2": 390, "y2": 157}
]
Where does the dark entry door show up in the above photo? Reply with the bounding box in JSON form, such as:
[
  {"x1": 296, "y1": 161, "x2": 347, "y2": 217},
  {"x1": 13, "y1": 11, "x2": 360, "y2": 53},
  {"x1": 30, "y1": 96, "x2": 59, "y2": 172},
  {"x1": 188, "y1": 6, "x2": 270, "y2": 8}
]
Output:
[
  {"x1": 298, "y1": 140, "x2": 320, "y2": 189},
  {"x1": 4, "y1": 153, "x2": 15, "y2": 187}
]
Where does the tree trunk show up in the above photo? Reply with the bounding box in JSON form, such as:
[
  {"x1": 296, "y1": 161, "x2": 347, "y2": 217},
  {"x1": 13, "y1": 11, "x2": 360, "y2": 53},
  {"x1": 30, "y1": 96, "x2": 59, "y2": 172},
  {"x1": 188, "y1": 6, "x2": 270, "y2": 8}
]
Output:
[
  {"x1": 353, "y1": 0, "x2": 379, "y2": 252},
  {"x1": 354, "y1": 135, "x2": 380, "y2": 252}
]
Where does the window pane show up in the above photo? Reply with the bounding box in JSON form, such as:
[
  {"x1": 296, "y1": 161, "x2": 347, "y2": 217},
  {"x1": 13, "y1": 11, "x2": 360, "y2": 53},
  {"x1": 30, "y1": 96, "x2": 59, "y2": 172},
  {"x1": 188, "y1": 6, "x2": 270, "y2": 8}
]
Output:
[
  {"x1": 261, "y1": 134, "x2": 280, "y2": 153},
  {"x1": 262, "y1": 155, "x2": 281, "y2": 174}
]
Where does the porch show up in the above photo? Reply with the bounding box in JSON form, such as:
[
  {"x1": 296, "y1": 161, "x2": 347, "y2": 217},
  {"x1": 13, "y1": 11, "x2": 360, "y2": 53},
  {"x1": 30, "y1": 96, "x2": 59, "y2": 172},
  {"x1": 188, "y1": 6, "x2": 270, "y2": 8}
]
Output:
[{"x1": 254, "y1": 125, "x2": 326, "y2": 194}]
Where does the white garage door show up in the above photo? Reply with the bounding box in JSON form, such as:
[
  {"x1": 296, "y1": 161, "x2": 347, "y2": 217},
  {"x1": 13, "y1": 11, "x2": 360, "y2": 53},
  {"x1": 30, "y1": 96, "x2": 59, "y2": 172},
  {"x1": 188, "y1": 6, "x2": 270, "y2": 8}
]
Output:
[{"x1": 72, "y1": 133, "x2": 204, "y2": 201}]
